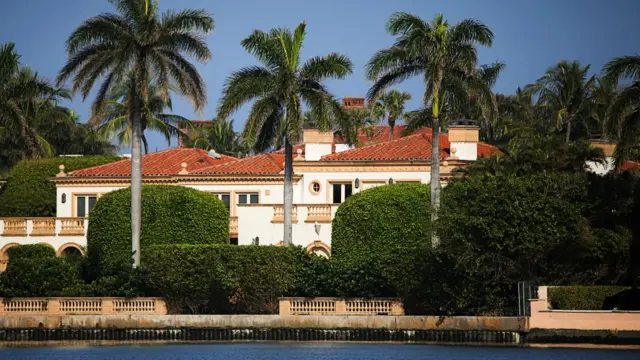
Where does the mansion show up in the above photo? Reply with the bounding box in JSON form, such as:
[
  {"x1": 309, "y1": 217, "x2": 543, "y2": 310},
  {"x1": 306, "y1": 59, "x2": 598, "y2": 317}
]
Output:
[{"x1": 0, "y1": 118, "x2": 636, "y2": 265}]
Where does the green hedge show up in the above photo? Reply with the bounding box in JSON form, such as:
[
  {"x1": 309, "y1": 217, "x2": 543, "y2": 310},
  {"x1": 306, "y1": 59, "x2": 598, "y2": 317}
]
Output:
[
  {"x1": 0, "y1": 257, "x2": 80, "y2": 297},
  {"x1": 549, "y1": 286, "x2": 631, "y2": 310},
  {"x1": 0, "y1": 156, "x2": 119, "y2": 217},
  {"x1": 144, "y1": 245, "x2": 322, "y2": 314},
  {"x1": 87, "y1": 185, "x2": 229, "y2": 276},
  {"x1": 6, "y1": 244, "x2": 56, "y2": 261},
  {"x1": 331, "y1": 183, "x2": 431, "y2": 267}
]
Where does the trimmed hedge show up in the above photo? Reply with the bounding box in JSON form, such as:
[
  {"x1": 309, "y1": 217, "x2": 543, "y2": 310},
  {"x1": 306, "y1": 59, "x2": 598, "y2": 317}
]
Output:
[
  {"x1": 331, "y1": 183, "x2": 431, "y2": 267},
  {"x1": 144, "y1": 245, "x2": 322, "y2": 314},
  {"x1": 0, "y1": 257, "x2": 80, "y2": 297},
  {"x1": 6, "y1": 244, "x2": 56, "y2": 261},
  {"x1": 0, "y1": 156, "x2": 119, "y2": 217},
  {"x1": 87, "y1": 185, "x2": 229, "y2": 275},
  {"x1": 549, "y1": 286, "x2": 631, "y2": 310}
]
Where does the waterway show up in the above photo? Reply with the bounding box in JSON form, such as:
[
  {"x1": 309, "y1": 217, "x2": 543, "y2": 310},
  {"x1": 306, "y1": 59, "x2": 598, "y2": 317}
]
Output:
[{"x1": 1, "y1": 342, "x2": 639, "y2": 360}]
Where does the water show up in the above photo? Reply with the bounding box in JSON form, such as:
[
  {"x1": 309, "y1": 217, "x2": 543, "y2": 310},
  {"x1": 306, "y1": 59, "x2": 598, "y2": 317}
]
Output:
[{"x1": 0, "y1": 343, "x2": 638, "y2": 360}]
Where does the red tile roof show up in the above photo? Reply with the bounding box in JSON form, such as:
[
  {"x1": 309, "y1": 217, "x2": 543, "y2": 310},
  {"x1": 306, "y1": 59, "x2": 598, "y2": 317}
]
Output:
[
  {"x1": 191, "y1": 153, "x2": 285, "y2": 175},
  {"x1": 321, "y1": 133, "x2": 450, "y2": 161},
  {"x1": 621, "y1": 160, "x2": 640, "y2": 171},
  {"x1": 69, "y1": 148, "x2": 236, "y2": 177}
]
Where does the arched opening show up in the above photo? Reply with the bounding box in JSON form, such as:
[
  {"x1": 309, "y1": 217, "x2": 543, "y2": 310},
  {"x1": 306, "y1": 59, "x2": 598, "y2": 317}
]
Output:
[
  {"x1": 0, "y1": 243, "x2": 19, "y2": 272},
  {"x1": 57, "y1": 243, "x2": 86, "y2": 264},
  {"x1": 306, "y1": 241, "x2": 331, "y2": 258}
]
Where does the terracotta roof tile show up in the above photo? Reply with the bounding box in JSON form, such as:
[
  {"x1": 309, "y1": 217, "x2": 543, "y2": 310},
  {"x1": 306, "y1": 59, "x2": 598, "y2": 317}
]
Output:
[
  {"x1": 621, "y1": 160, "x2": 640, "y2": 171},
  {"x1": 191, "y1": 153, "x2": 285, "y2": 175},
  {"x1": 69, "y1": 148, "x2": 236, "y2": 177},
  {"x1": 321, "y1": 133, "x2": 449, "y2": 161}
]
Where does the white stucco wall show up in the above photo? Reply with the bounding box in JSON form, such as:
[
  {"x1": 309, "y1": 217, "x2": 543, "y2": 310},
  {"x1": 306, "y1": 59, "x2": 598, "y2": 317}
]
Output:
[
  {"x1": 450, "y1": 142, "x2": 478, "y2": 161},
  {"x1": 56, "y1": 186, "x2": 126, "y2": 217},
  {"x1": 586, "y1": 158, "x2": 615, "y2": 175},
  {"x1": 299, "y1": 171, "x2": 429, "y2": 204}
]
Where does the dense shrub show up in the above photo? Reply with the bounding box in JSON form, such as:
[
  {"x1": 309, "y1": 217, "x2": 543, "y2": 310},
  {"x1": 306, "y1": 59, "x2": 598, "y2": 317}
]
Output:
[
  {"x1": 549, "y1": 286, "x2": 630, "y2": 310},
  {"x1": 434, "y1": 172, "x2": 631, "y2": 315},
  {"x1": 0, "y1": 156, "x2": 119, "y2": 217},
  {"x1": 6, "y1": 244, "x2": 56, "y2": 261},
  {"x1": 331, "y1": 183, "x2": 431, "y2": 267},
  {"x1": 87, "y1": 185, "x2": 229, "y2": 276},
  {"x1": 144, "y1": 245, "x2": 322, "y2": 314},
  {"x1": 0, "y1": 257, "x2": 80, "y2": 297}
]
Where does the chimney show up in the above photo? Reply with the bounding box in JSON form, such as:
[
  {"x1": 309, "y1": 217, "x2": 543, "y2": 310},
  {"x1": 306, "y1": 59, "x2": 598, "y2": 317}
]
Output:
[
  {"x1": 342, "y1": 97, "x2": 365, "y2": 109},
  {"x1": 448, "y1": 125, "x2": 479, "y2": 161},
  {"x1": 303, "y1": 129, "x2": 334, "y2": 161},
  {"x1": 587, "y1": 140, "x2": 615, "y2": 174}
]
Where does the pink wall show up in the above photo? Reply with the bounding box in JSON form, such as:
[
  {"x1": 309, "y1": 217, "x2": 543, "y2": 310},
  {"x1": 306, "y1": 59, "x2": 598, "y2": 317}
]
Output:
[{"x1": 529, "y1": 286, "x2": 640, "y2": 331}]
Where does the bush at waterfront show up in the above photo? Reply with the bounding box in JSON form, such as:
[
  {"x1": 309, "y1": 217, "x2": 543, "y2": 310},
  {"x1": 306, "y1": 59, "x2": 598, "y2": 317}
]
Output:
[
  {"x1": 549, "y1": 286, "x2": 631, "y2": 310},
  {"x1": 331, "y1": 183, "x2": 431, "y2": 267},
  {"x1": 87, "y1": 185, "x2": 230, "y2": 276},
  {"x1": 0, "y1": 156, "x2": 119, "y2": 217},
  {"x1": 144, "y1": 244, "x2": 324, "y2": 314},
  {"x1": 6, "y1": 243, "x2": 57, "y2": 261},
  {"x1": 0, "y1": 256, "x2": 80, "y2": 297}
]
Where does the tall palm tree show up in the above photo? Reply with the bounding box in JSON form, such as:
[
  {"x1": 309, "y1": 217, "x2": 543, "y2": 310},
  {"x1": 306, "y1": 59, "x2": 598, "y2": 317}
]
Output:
[
  {"x1": 603, "y1": 55, "x2": 640, "y2": 166},
  {"x1": 217, "y1": 22, "x2": 352, "y2": 247},
  {"x1": 589, "y1": 77, "x2": 622, "y2": 140},
  {"x1": 366, "y1": 12, "x2": 494, "y2": 245},
  {"x1": 527, "y1": 60, "x2": 594, "y2": 143},
  {"x1": 372, "y1": 89, "x2": 412, "y2": 140},
  {"x1": 92, "y1": 76, "x2": 191, "y2": 153},
  {"x1": 0, "y1": 43, "x2": 64, "y2": 162},
  {"x1": 184, "y1": 119, "x2": 247, "y2": 157},
  {"x1": 57, "y1": 0, "x2": 214, "y2": 267}
]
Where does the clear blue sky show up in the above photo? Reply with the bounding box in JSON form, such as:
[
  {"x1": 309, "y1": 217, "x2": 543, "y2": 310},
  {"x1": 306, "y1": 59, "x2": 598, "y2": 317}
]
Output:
[{"x1": 1, "y1": 0, "x2": 639, "y2": 152}]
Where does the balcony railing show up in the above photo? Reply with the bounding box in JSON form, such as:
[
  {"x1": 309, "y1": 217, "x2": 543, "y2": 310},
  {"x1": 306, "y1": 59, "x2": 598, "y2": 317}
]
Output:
[
  {"x1": 0, "y1": 217, "x2": 87, "y2": 237},
  {"x1": 272, "y1": 205, "x2": 298, "y2": 223},
  {"x1": 230, "y1": 216, "x2": 238, "y2": 236},
  {"x1": 305, "y1": 205, "x2": 332, "y2": 223}
]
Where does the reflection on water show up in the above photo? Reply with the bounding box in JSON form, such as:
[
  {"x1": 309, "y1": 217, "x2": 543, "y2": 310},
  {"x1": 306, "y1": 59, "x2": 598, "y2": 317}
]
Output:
[{"x1": 0, "y1": 342, "x2": 639, "y2": 360}]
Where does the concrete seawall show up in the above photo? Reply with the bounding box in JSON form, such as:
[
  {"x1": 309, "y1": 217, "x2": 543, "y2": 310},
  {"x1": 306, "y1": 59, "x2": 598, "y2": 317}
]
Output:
[{"x1": 0, "y1": 315, "x2": 526, "y2": 331}]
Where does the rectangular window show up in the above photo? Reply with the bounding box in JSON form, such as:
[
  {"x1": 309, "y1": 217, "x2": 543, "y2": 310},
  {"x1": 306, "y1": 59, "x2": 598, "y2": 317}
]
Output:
[
  {"x1": 238, "y1": 192, "x2": 259, "y2": 205},
  {"x1": 213, "y1": 193, "x2": 231, "y2": 211},
  {"x1": 331, "y1": 183, "x2": 353, "y2": 204},
  {"x1": 75, "y1": 195, "x2": 97, "y2": 217}
]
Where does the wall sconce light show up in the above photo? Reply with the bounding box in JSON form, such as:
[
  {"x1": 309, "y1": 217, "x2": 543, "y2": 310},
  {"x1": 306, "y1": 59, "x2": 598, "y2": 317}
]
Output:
[
  {"x1": 354, "y1": 178, "x2": 360, "y2": 189},
  {"x1": 61, "y1": 193, "x2": 67, "y2": 204},
  {"x1": 388, "y1": 178, "x2": 393, "y2": 185}
]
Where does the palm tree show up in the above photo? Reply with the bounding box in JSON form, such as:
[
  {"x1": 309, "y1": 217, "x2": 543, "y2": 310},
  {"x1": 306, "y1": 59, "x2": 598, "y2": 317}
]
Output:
[
  {"x1": 589, "y1": 77, "x2": 621, "y2": 140},
  {"x1": 527, "y1": 60, "x2": 595, "y2": 143},
  {"x1": 372, "y1": 89, "x2": 412, "y2": 140},
  {"x1": 366, "y1": 12, "x2": 494, "y2": 245},
  {"x1": 0, "y1": 43, "x2": 65, "y2": 163},
  {"x1": 184, "y1": 119, "x2": 247, "y2": 157},
  {"x1": 217, "y1": 22, "x2": 352, "y2": 247},
  {"x1": 92, "y1": 76, "x2": 191, "y2": 153},
  {"x1": 603, "y1": 55, "x2": 640, "y2": 166},
  {"x1": 57, "y1": 0, "x2": 214, "y2": 267}
]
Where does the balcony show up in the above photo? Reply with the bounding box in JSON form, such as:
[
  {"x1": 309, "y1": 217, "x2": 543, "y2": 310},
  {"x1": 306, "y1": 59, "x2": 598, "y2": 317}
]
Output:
[{"x1": 0, "y1": 217, "x2": 88, "y2": 238}]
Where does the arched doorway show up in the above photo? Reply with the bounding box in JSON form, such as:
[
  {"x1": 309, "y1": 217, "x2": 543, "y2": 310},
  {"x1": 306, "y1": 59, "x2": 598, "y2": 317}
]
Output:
[
  {"x1": 0, "y1": 243, "x2": 19, "y2": 271},
  {"x1": 306, "y1": 241, "x2": 331, "y2": 258},
  {"x1": 57, "y1": 243, "x2": 86, "y2": 264}
]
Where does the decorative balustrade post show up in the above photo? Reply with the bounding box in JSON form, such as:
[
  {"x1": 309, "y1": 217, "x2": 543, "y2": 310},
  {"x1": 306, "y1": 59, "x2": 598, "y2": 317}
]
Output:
[
  {"x1": 47, "y1": 299, "x2": 60, "y2": 315},
  {"x1": 335, "y1": 299, "x2": 347, "y2": 314},
  {"x1": 279, "y1": 298, "x2": 291, "y2": 315}
]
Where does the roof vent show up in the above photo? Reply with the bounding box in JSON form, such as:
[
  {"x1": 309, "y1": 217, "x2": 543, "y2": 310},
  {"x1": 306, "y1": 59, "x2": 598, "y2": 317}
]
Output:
[{"x1": 208, "y1": 149, "x2": 221, "y2": 159}]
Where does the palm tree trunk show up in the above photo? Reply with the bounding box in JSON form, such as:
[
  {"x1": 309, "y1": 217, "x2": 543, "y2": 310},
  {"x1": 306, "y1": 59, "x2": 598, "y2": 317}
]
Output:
[
  {"x1": 565, "y1": 117, "x2": 572, "y2": 143},
  {"x1": 388, "y1": 117, "x2": 395, "y2": 141},
  {"x1": 142, "y1": 136, "x2": 149, "y2": 154},
  {"x1": 283, "y1": 136, "x2": 294, "y2": 247},
  {"x1": 130, "y1": 95, "x2": 143, "y2": 268},
  {"x1": 430, "y1": 116, "x2": 441, "y2": 247}
]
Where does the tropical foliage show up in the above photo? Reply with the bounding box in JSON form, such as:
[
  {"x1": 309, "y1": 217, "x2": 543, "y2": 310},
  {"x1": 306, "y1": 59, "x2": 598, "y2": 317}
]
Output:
[
  {"x1": 57, "y1": 0, "x2": 214, "y2": 267},
  {"x1": 182, "y1": 119, "x2": 248, "y2": 157},
  {"x1": 366, "y1": 12, "x2": 495, "y2": 242},
  {"x1": 217, "y1": 21, "x2": 352, "y2": 246}
]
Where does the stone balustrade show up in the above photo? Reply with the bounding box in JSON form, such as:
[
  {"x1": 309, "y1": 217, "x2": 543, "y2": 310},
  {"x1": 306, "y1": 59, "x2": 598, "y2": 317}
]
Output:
[
  {"x1": 0, "y1": 297, "x2": 167, "y2": 315},
  {"x1": 272, "y1": 205, "x2": 298, "y2": 223},
  {"x1": 305, "y1": 205, "x2": 332, "y2": 223},
  {"x1": 279, "y1": 298, "x2": 404, "y2": 316},
  {"x1": 229, "y1": 216, "x2": 238, "y2": 236},
  {"x1": 0, "y1": 217, "x2": 87, "y2": 237}
]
